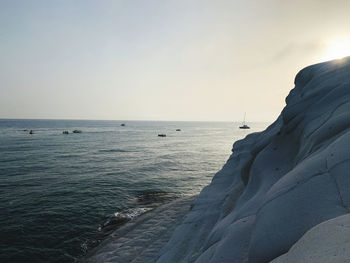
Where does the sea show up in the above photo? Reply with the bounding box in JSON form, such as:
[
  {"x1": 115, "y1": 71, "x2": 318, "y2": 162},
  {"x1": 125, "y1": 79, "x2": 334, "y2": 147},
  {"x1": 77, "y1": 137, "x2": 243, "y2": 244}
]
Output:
[{"x1": 0, "y1": 119, "x2": 267, "y2": 262}]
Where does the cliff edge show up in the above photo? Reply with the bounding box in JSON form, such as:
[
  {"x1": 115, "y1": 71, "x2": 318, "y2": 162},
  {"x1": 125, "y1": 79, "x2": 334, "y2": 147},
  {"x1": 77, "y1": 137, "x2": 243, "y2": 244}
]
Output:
[{"x1": 157, "y1": 57, "x2": 350, "y2": 263}]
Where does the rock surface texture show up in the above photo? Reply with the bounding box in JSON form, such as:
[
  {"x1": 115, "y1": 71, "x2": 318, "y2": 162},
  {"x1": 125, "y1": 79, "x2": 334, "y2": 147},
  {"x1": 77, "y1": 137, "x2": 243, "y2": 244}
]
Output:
[
  {"x1": 157, "y1": 57, "x2": 350, "y2": 263},
  {"x1": 83, "y1": 196, "x2": 195, "y2": 263},
  {"x1": 271, "y1": 214, "x2": 350, "y2": 263}
]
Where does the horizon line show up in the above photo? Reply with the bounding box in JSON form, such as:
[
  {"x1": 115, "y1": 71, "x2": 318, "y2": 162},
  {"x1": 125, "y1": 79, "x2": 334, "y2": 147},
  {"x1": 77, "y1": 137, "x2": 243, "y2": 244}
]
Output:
[{"x1": 0, "y1": 117, "x2": 272, "y2": 123}]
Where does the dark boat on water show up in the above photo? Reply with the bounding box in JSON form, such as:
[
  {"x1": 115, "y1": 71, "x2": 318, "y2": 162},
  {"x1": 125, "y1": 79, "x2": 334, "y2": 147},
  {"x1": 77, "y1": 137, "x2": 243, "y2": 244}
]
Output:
[
  {"x1": 121, "y1": 124, "x2": 126, "y2": 126},
  {"x1": 239, "y1": 124, "x2": 250, "y2": 129},
  {"x1": 158, "y1": 134, "x2": 166, "y2": 137},
  {"x1": 73, "y1": 130, "x2": 82, "y2": 133},
  {"x1": 239, "y1": 113, "x2": 250, "y2": 129}
]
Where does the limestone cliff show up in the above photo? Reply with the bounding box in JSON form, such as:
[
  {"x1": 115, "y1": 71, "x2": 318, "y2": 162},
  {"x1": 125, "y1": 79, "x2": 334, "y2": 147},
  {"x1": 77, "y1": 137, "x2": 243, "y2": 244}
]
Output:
[{"x1": 157, "y1": 57, "x2": 350, "y2": 263}]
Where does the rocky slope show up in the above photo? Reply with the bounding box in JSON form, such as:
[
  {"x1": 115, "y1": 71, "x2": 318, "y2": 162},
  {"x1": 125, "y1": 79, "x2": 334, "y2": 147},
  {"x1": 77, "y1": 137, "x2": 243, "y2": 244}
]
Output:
[
  {"x1": 82, "y1": 197, "x2": 195, "y2": 263},
  {"x1": 157, "y1": 57, "x2": 350, "y2": 263}
]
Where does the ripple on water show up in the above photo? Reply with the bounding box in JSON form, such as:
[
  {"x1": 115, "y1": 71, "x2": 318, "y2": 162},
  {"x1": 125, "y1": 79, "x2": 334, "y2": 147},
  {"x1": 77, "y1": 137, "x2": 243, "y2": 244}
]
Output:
[{"x1": 0, "y1": 119, "x2": 266, "y2": 263}]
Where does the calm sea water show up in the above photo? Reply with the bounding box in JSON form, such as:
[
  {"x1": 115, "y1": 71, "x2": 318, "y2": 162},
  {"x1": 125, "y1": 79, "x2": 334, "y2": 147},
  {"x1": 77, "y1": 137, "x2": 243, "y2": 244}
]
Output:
[{"x1": 0, "y1": 119, "x2": 267, "y2": 262}]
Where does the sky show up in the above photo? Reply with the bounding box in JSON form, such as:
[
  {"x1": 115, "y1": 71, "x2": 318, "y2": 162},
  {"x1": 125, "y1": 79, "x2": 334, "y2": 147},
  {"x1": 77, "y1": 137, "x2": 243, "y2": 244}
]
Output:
[{"x1": 1, "y1": 0, "x2": 350, "y2": 122}]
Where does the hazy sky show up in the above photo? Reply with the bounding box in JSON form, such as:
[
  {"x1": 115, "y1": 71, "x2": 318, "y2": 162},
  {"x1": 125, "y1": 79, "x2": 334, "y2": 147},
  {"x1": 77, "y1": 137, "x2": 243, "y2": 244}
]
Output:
[{"x1": 1, "y1": 0, "x2": 350, "y2": 121}]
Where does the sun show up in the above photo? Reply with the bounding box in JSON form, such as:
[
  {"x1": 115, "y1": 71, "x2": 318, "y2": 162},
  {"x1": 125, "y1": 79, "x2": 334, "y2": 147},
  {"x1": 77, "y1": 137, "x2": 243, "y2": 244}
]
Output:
[{"x1": 321, "y1": 36, "x2": 350, "y2": 61}]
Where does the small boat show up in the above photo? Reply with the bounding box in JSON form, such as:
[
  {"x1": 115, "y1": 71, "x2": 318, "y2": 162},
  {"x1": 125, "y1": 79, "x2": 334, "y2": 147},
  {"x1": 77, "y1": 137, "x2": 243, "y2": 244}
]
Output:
[
  {"x1": 158, "y1": 134, "x2": 166, "y2": 137},
  {"x1": 121, "y1": 124, "x2": 126, "y2": 126},
  {"x1": 63, "y1": 131, "x2": 69, "y2": 134},
  {"x1": 176, "y1": 129, "x2": 181, "y2": 131},
  {"x1": 239, "y1": 124, "x2": 250, "y2": 129},
  {"x1": 239, "y1": 113, "x2": 250, "y2": 129},
  {"x1": 72, "y1": 130, "x2": 82, "y2": 133},
  {"x1": 29, "y1": 130, "x2": 34, "y2": 134}
]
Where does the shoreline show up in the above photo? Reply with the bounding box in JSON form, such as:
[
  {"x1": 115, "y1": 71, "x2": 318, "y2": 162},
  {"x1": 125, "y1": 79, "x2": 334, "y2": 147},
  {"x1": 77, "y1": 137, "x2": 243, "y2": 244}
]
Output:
[{"x1": 81, "y1": 195, "x2": 196, "y2": 263}]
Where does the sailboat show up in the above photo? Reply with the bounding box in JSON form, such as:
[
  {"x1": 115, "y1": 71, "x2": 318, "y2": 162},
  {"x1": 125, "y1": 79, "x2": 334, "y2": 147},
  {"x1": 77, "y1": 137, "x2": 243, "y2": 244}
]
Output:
[{"x1": 239, "y1": 112, "x2": 250, "y2": 129}]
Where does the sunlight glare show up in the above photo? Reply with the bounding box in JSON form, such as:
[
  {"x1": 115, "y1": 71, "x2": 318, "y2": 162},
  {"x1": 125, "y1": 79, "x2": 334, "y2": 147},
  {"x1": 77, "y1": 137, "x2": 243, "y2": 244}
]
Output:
[{"x1": 321, "y1": 36, "x2": 350, "y2": 61}]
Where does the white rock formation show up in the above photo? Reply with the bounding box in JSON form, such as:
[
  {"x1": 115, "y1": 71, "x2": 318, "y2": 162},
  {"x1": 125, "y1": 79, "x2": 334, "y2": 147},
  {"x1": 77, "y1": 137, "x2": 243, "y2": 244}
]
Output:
[
  {"x1": 271, "y1": 213, "x2": 350, "y2": 263},
  {"x1": 157, "y1": 57, "x2": 350, "y2": 263}
]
